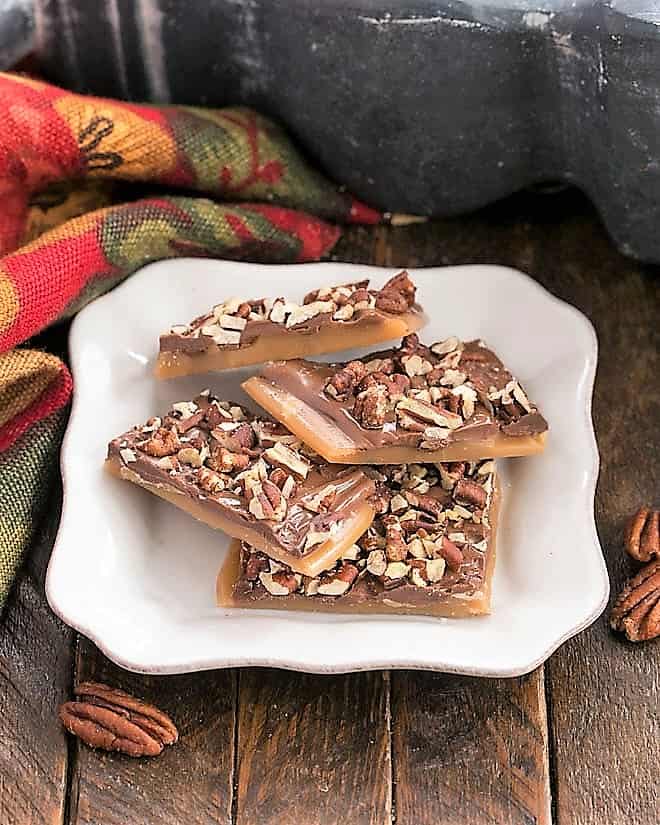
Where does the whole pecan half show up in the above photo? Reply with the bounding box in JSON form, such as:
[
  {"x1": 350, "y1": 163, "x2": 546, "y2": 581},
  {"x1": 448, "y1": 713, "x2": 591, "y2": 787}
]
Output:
[
  {"x1": 59, "y1": 682, "x2": 178, "y2": 757},
  {"x1": 624, "y1": 507, "x2": 660, "y2": 563},
  {"x1": 610, "y1": 560, "x2": 660, "y2": 642}
]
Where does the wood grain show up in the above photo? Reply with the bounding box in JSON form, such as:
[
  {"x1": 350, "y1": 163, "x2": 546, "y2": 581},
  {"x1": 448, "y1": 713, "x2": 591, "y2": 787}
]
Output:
[
  {"x1": 533, "y1": 200, "x2": 659, "y2": 825},
  {"x1": 3, "y1": 187, "x2": 659, "y2": 825},
  {"x1": 337, "y1": 189, "x2": 659, "y2": 825},
  {"x1": 391, "y1": 670, "x2": 551, "y2": 825},
  {"x1": 338, "y1": 216, "x2": 551, "y2": 825},
  {"x1": 0, "y1": 496, "x2": 72, "y2": 825},
  {"x1": 67, "y1": 639, "x2": 237, "y2": 825},
  {"x1": 234, "y1": 668, "x2": 391, "y2": 825}
]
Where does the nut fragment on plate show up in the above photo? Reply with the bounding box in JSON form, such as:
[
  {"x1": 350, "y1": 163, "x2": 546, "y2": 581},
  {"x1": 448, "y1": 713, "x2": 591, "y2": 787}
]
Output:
[
  {"x1": 624, "y1": 506, "x2": 660, "y2": 563},
  {"x1": 105, "y1": 392, "x2": 376, "y2": 576},
  {"x1": 221, "y1": 458, "x2": 500, "y2": 618},
  {"x1": 157, "y1": 272, "x2": 426, "y2": 377},
  {"x1": 610, "y1": 560, "x2": 660, "y2": 642},
  {"x1": 58, "y1": 682, "x2": 178, "y2": 757}
]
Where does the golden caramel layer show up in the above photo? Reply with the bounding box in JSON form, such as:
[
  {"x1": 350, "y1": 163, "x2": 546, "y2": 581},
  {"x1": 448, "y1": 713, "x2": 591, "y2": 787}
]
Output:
[{"x1": 155, "y1": 311, "x2": 424, "y2": 378}]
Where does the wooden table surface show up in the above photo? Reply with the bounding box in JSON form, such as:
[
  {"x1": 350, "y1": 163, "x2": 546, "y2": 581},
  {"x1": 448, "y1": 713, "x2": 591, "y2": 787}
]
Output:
[{"x1": 1, "y1": 189, "x2": 658, "y2": 825}]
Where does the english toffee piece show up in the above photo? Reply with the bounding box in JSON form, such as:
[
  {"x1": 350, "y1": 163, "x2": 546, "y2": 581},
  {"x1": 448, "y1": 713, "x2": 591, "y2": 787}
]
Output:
[
  {"x1": 155, "y1": 272, "x2": 426, "y2": 377},
  {"x1": 105, "y1": 393, "x2": 376, "y2": 577},
  {"x1": 243, "y1": 334, "x2": 548, "y2": 464},
  {"x1": 218, "y1": 459, "x2": 499, "y2": 617}
]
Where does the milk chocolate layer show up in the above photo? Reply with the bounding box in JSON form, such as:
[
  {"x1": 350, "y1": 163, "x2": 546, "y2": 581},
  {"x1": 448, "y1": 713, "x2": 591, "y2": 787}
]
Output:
[
  {"x1": 156, "y1": 272, "x2": 426, "y2": 377},
  {"x1": 219, "y1": 459, "x2": 498, "y2": 617},
  {"x1": 106, "y1": 393, "x2": 376, "y2": 576},
  {"x1": 243, "y1": 334, "x2": 548, "y2": 464}
]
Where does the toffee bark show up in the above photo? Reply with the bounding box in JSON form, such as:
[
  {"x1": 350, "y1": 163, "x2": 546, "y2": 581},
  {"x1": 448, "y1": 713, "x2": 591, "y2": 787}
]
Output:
[
  {"x1": 105, "y1": 393, "x2": 376, "y2": 576},
  {"x1": 155, "y1": 272, "x2": 425, "y2": 377},
  {"x1": 243, "y1": 334, "x2": 548, "y2": 464},
  {"x1": 218, "y1": 459, "x2": 499, "y2": 617}
]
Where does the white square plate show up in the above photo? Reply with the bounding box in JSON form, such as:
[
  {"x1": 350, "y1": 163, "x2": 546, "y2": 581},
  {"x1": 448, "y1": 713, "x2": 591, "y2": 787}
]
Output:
[{"x1": 46, "y1": 261, "x2": 608, "y2": 677}]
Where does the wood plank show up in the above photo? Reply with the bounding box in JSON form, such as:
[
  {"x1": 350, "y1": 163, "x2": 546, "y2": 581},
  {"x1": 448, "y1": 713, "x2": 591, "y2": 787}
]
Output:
[
  {"x1": 337, "y1": 197, "x2": 552, "y2": 825},
  {"x1": 234, "y1": 668, "x2": 391, "y2": 825},
  {"x1": 391, "y1": 670, "x2": 551, "y2": 825},
  {"x1": 0, "y1": 495, "x2": 72, "y2": 825},
  {"x1": 339, "y1": 188, "x2": 659, "y2": 824},
  {"x1": 68, "y1": 640, "x2": 237, "y2": 825},
  {"x1": 533, "y1": 196, "x2": 660, "y2": 825}
]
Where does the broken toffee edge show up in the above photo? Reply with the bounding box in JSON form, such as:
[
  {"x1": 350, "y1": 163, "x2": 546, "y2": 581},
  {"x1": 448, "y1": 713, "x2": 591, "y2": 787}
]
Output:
[
  {"x1": 217, "y1": 480, "x2": 500, "y2": 618},
  {"x1": 104, "y1": 457, "x2": 376, "y2": 578},
  {"x1": 243, "y1": 374, "x2": 547, "y2": 465},
  {"x1": 155, "y1": 309, "x2": 426, "y2": 377}
]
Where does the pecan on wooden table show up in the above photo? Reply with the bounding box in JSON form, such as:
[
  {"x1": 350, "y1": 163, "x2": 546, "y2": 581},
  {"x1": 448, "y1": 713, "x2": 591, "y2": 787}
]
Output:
[
  {"x1": 624, "y1": 506, "x2": 660, "y2": 563},
  {"x1": 59, "y1": 682, "x2": 178, "y2": 757}
]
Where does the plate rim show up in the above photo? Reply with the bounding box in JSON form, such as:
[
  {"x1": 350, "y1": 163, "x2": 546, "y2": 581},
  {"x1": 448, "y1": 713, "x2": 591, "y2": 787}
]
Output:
[{"x1": 46, "y1": 260, "x2": 609, "y2": 677}]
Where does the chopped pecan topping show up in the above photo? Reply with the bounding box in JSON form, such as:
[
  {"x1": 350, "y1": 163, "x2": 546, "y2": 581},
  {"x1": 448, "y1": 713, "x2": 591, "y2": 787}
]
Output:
[
  {"x1": 59, "y1": 682, "x2": 178, "y2": 757},
  {"x1": 210, "y1": 447, "x2": 251, "y2": 473},
  {"x1": 366, "y1": 549, "x2": 388, "y2": 576},
  {"x1": 624, "y1": 507, "x2": 660, "y2": 563},
  {"x1": 439, "y1": 536, "x2": 463, "y2": 571},
  {"x1": 248, "y1": 480, "x2": 287, "y2": 521},
  {"x1": 403, "y1": 490, "x2": 443, "y2": 520},
  {"x1": 197, "y1": 466, "x2": 224, "y2": 494},
  {"x1": 610, "y1": 560, "x2": 660, "y2": 642},
  {"x1": 269, "y1": 570, "x2": 300, "y2": 593},
  {"x1": 263, "y1": 441, "x2": 310, "y2": 479},
  {"x1": 382, "y1": 561, "x2": 410, "y2": 588},
  {"x1": 378, "y1": 271, "x2": 416, "y2": 306},
  {"x1": 325, "y1": 359, "x2": 367, "y2": 400},
  {"x1": 259, "y1": 569, "x2": 298, "y2": 595},
  {"x1": 261, "y1": 479, "x2": 287, "y2": 519},
  {"x1": 383, "y1": 516, "x2": 408, "y2": 562},
  {"x1": 233, "y1": 422, "x2": 256, "y2": 449},
  {"x1": 454, "y1": 479, "x2": 487, "y2": 509},
  {"x1": 137, "y1": 426, "x2": 181, "y2": 457},
  {"x1": 375, "y1": 290, "x2": 411, "y2": 314},
  {"x1": 353, "y1": 385, "x2": 389, "y2": 428},
  {"x1": 245, "y1": 552, "x2": 269, "y2": 580},
  {"x1": 317, "y1": 562, "x2": 359, "y2": 596}
]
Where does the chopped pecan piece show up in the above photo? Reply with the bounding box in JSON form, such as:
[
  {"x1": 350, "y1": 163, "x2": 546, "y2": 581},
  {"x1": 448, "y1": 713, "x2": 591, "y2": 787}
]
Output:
[
  {"x1": 197, "y1": 466, "x2": 224, "y2": 494},
  {"x1": 233, "y1": 422, "x2": 256, "y2": 449},
  {"x1": 353, "y1": 385, "x2": 389, "y2": 428},
  {"x1": 382, "y1": 561, "x2": 410, "y2": 589},
  {"x1": 317, "y1": 562, "x2": 359, "y2": 596},
  {"x1": 379, "y1": 271, "x2": 416, "y2": 305},
  {"x1": 366, "y1": 549, "x2": 388, "y2": 576},
  {"x1": 270, "y1": 570, "x2": 300, "y2": 593},
  {"x1": 375, "y1": 290, "x2": 410, "y2": 314},
  {"x1": 403, "y1": 490, "x2": 443, "y2": 520},
  {"x1": 261, "y1": 479, "x2": 287, "y2": 519},
  {"x1": 624, "y1": 507, "x2": 660, "y2": 563},
  {"x1": 439, "y1": 536, "x2": 463, "y2": 571},
  {"x1": 383, "y1": 516, "x2": 408, "y2": 562},
  {"x1": 245, "y1": 552, "x2": 269, "y2": 581},
  {"x1": 610, "y1": 560, "x2": 660, "y2": 642},
  {"x1": 137, "y1": 426, "x2": 181, "y2": 457},
  {"x1": 210, "y1": 447, "x2": 250, "y2": 473},
  {"x1": 263, "y1": 442, "x2": 310, "y2": 479},
  {"x1": 325, "y1": 359, "x2": 367, "y2": 400},
  {"x1": 454, "y1": 479, "x2": 487, "y2": 509},
  {"x1": 259, "y1": 570, "x2": 298, "y2": 595},
  {"x1": 59, "y1": 682, "x2": 178, "y2": 757}
]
